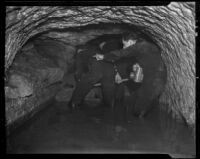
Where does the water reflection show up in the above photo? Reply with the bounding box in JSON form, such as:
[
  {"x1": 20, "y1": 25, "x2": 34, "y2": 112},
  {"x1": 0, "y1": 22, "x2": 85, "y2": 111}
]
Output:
[{"x1": 7, "y1": 100, "x2": 195, "y2": 157}]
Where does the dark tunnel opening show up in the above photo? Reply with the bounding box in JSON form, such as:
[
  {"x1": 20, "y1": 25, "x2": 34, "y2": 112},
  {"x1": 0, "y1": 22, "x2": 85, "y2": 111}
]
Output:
[{"x1": 5, "y1": 20, "x2": 195, "y2": 155}]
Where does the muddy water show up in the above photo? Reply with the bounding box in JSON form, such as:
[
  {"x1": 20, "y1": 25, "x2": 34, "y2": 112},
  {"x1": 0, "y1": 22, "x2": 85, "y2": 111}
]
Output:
[{"x1": 7, "y1": 100, "x2": 195, "y2": 157}]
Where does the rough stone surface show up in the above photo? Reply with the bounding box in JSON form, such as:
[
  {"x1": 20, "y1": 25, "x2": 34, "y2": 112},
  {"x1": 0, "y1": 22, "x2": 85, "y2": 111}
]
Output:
[
  {"x1": 5, "y1": 3, "x2": 196, "y2": 127},
  {"x1": 55, "y1": 73, "x2": 75, "y2": 102},
  {"x1": 5, "y1": 74, "x2": 33, "y2": 98},
  {"x1": 6, "y1": 83, "x2": 61, "y2": 128},
  {"x1": 5, "y1": 43, "x2": 66, "y2": 126},
  {"x1": 33, "y1": 39, "x2": 76, "y2": 73}
]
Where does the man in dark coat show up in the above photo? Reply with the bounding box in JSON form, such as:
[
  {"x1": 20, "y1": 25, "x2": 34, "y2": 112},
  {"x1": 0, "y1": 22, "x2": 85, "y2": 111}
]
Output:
[
  {"x1": 93, "y1": 32, "x2": 167, "y2": 118},
  {"x1": 74, "y1": 35, "x2": 123, "y2": 82},
  {"x1": 70, "y1": 37, "x2": 142, "y2": 138},
  {"x1": 71, "y1": 37, "x2": 124, "y2": 110}
]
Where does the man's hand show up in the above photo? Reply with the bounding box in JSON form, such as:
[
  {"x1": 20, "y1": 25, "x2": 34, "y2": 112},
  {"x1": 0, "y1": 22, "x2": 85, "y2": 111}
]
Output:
[
  {"x1": 115, "y1": 72, "x2": 129, "y2": 84},
  {"x1": 93, "y1": 54, "x2": 104, "y2": 61},
  {"x1": 115, "y1": 72, "x2": 123, "y2": 84}
]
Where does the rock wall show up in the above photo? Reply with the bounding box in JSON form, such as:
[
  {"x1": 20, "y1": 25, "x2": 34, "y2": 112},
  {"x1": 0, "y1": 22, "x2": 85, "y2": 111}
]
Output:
[
  {"x1": 5, "y1": 40, "x2": 76, "y2": 130},
  {"x1": 5, "y1": 3, "x2": 196, "y2": 129}
]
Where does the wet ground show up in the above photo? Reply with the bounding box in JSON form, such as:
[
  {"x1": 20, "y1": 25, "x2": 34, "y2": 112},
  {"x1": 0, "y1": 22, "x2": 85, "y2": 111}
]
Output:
[{"x1": 7, "y1": 100, "x2": 195, "y2": 157}]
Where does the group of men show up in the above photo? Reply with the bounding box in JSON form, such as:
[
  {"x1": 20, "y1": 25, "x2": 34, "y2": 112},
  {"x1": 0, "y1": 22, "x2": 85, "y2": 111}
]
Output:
[{"x1": 69, "y1": 32, "x2": 167, "y2": 139}]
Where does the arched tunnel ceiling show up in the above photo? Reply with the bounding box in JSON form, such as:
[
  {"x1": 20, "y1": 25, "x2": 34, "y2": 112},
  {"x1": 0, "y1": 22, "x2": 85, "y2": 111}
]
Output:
[{"x1": 5, "y1": 3, "x2": 196, "y2": 127}]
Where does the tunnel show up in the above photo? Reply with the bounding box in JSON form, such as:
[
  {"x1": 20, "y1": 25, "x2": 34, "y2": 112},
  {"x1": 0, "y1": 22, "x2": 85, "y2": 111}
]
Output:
[{"x1": 5, "y1": 4, "x2": 196, "y2": 155}]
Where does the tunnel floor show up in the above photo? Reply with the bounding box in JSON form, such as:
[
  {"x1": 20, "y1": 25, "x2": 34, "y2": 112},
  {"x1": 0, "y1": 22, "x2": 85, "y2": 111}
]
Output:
[{"x1": 7, "y1": 99, "x2": 195, "y2": 156}]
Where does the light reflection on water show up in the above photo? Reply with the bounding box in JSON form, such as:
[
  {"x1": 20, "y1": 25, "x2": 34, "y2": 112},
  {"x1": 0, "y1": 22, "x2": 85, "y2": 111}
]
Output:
[{"x1": 7, "y1": 100, "x2": 196, "y2": 157}]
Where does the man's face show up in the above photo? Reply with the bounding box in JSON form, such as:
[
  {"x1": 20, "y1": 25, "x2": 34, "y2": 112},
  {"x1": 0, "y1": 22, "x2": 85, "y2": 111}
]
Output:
[{"x1": 122, "y1": 39, "x2": 137, "y2": 49}]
